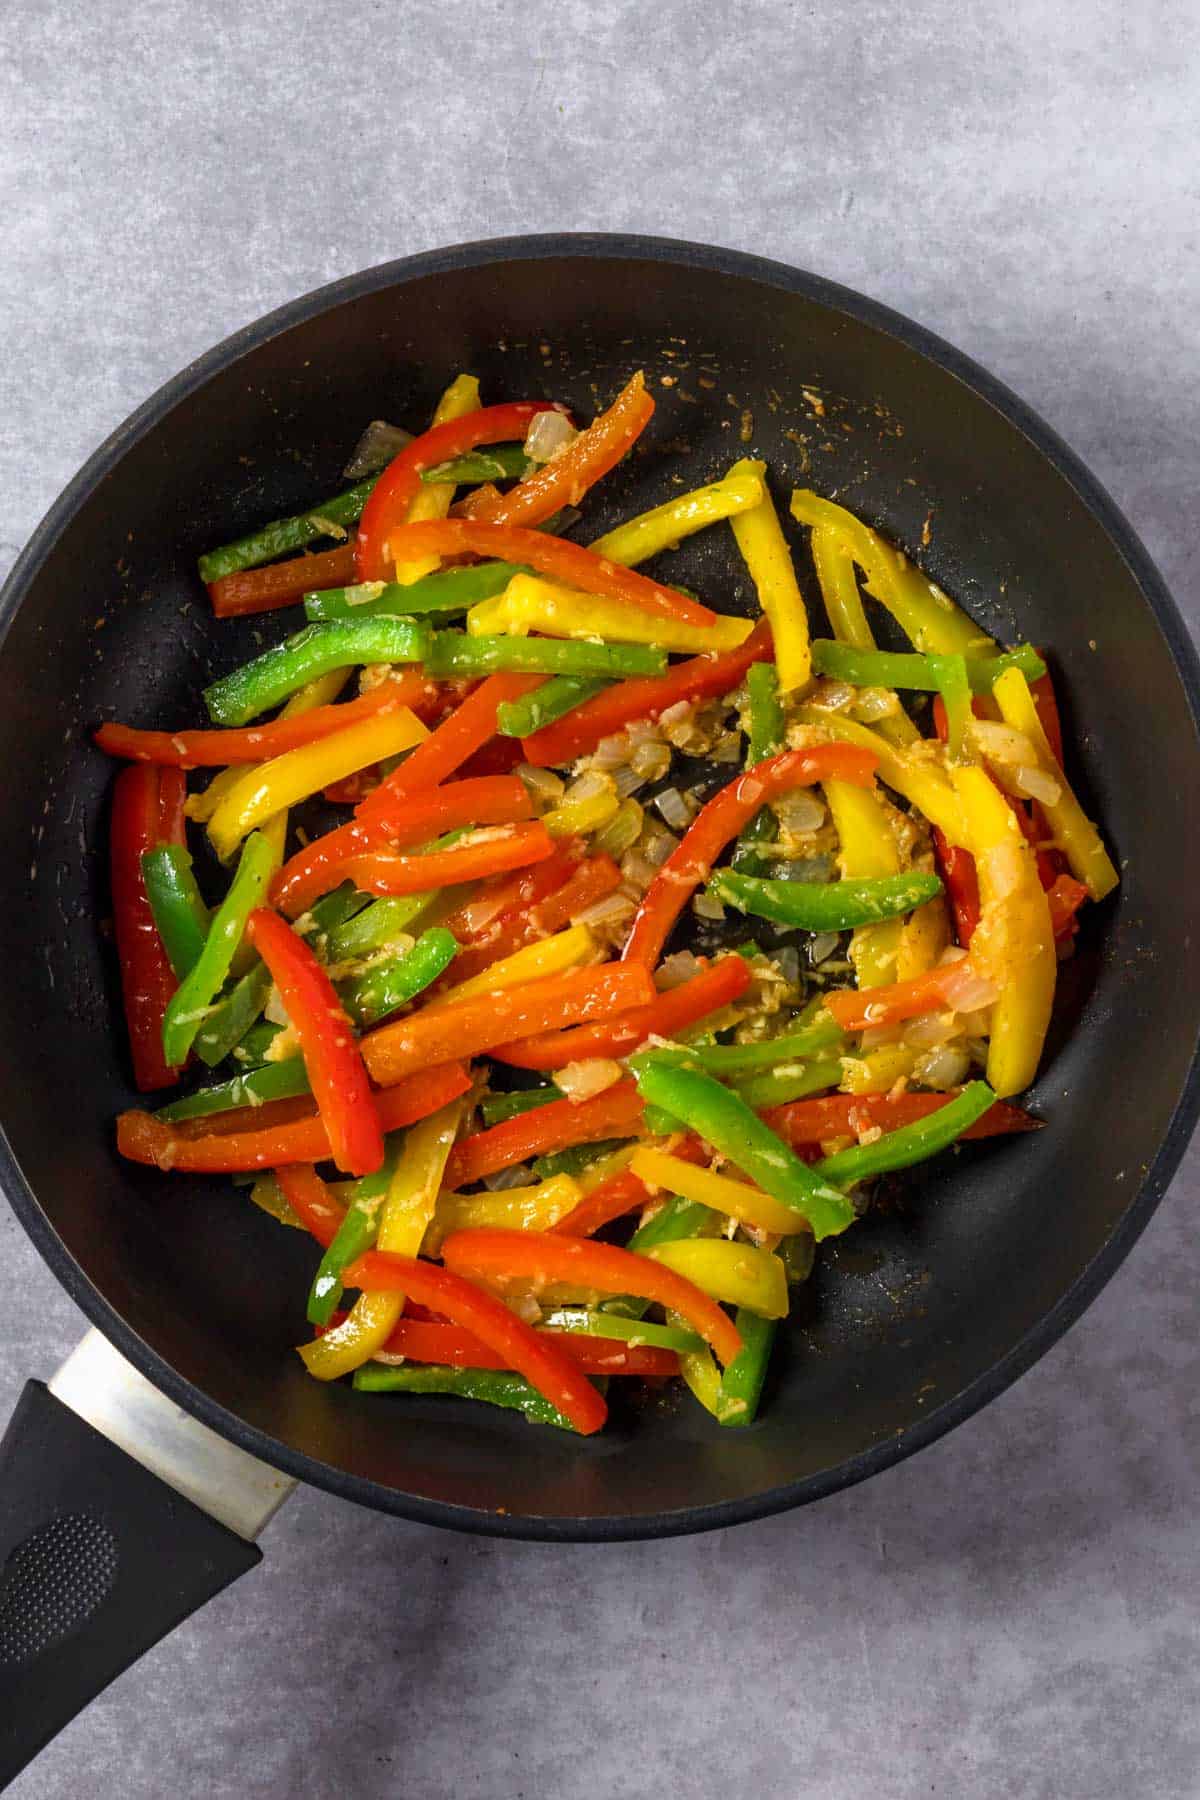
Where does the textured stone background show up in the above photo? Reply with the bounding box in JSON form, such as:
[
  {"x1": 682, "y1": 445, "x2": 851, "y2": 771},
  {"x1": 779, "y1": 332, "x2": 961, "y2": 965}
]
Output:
[{"x1": 2, "y1": 2, "x2": 1198, "y2": 1795}]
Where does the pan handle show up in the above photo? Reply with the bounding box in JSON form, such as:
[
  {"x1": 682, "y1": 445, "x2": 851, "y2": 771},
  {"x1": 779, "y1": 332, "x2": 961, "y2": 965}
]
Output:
[{"x1": 0, "y1": 1379, "x2": 262, "y2": 1788}]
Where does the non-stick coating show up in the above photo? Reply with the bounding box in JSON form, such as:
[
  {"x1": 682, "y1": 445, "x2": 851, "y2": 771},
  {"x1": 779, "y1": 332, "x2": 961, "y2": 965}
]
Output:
[{"x1": 1, "y1": 236, "x2": 1197, "y2": 1540}]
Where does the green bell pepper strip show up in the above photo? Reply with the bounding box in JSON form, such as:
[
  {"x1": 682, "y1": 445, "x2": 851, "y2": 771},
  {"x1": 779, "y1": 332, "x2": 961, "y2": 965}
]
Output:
[
  {"x1": 202, "y1": 618, "x2": 432, "y2": 726},
  {"x1": 710, "y1": 869, "x2": 943, "y2": 931},
  {"x1": 197, "y1": 478, "x2": 378, "y2": 584},
  {"x1": 540, "y1": 1308, "x2": 707, "y2": 1355},
  {"x1": 326, "y1": 892, "x2": 436, "y2": 962},
  {"x1": 810, "y1": 637, "x2": 1045, "y2": 696},
  {"x1": 419, "y1": 446, "x2": 532, "y2": 485},
  {"x1": 161, "y1": 831, "x2": 277, "y2": 1067},
  {"x1": 155, "y1": 1057, "x2": 312, "y2": 1123},
  {"x1": 779, "y1": 1232, "x2": 816, "y2": 1286},
  {"x1": 230, "y1": 1020, "x2": 284, "y2": 1065},
  {"x1": 140, "y1": 846, "x2": 210, "y2": 980},
  {"x1": 304, "y1": 561, "x2": 527, "y2": 623},
  {"x1": 814, "y1": 1081, "x2": 997, "y2": 1186},
  {"x1": 337, "y1": 926, "x2": 459, "y2": 1029},
  {"x1": 733, "y1": 661, "x2": 786, "y2": 876},
  {"x1": 732, "y1": 1056, "x2": 845, "y2": 1111},
  {"x1": 531, "y1": 1139, "x2": 627, "y2": 1182},
  {"x1": 297, "y1": 883, "x2": 374, "y2": 950},
  {"x1": 426, "y1": 632, "x2": 666, "y2": 681},
  {"x1": 635, "y1": 1060, "x2": 855, "y2": 1242},
  {"x1": 306, "y1": 1137, "x2": 404, "y2": 1327},
  {"x1": 479, "y1": 1086, "x2": 564, "y2": 1128},
  {"x1": 716, "y1": 1310, "x2": 777, "y2": 1427},
  {"x1": 193, "y1": 962, "x2": 274, "y2": 1067},
  {"x1": 352, "y1": 1361, "x2": 577, "y2": 1430},
  {"x1": 640, "y1": 1103, "x2": 688, "y2": 1138},
  {"x1": 496, "y1": 675, "x2": 611, "y2": 738},
  {"x1": 626, "y1": 1195, "x2": 722, "y2": 1254},
  {"x1": 636, "y1": 1012, "x2": 844, "y2": 1078}
]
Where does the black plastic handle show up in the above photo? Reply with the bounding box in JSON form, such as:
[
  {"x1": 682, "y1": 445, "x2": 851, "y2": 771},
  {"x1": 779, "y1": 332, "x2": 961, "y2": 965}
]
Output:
[{"x1": 0, "y1": 1380, "x2": 261, "y2": 1788}]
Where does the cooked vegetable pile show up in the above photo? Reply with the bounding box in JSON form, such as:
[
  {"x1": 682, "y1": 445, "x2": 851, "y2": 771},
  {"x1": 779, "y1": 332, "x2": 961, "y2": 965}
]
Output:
[{"x1": 97, "y1": 370, "x2": 1119, "y2": 1434}]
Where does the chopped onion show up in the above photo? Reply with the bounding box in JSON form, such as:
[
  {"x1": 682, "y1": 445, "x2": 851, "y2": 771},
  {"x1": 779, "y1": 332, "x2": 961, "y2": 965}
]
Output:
[
  {"x1": 556, "y1": 1058, "x2": 623, "y2": 1101},
  {"x1": 263, "y1": 985, "x2": 289, "y2": 1027},
  {"x1": 620, "y1": 850, "x2": 659, "y2": 892},
  {"x1": 484, "y1": 1163, "x2": 534, "y2": 1192},
  {"x1": 912, "y1": 1044, "x2": 971, "y2": 1090},
  {"x1": 613, "y1": 765, "x2": 647, "y2": 799},
  {"x1": 773, "y1": 946, "x2": 802, "y2": 986},
  {"x1": 654, "y1": 787, "x2": 694, "y2": 831},
  {"x1": 903, "y1": 1010, "x2": 961, "y2": 1048},
  {"x1": 692, "y1": 890, "x2": 726, "y2": 921},
  {"x1": 658, "y1": 701, "x2": 692, "y2": 729},
  {"x1": 776, "y1": 791, "x2": 826, "y2": 835},
  {"x1": 1014, "y1": 765, "x2": 1062, "y2": 805},
  {"x1": 776, "y1": 852, "x2": 835, "y2": 883},
  {"x1": 808, "y1": 932, "x2": 840, "y2": 965},
  {"x1": 594, "y1": 797, "x2": 644, "y2": 859},
  {"x1": 969, "y1": 720, "x2": 1040, "y2": 766},
  {"x1": 811, "y1": 680, "x2": 855, "y2": 712},
  {"x1": 632, "y1": 740, "x2": 673, "y2": 782},
  {"x1": 640, "y1": 824, "x2": 680, "y2": 867},
  {"x1": 564, "y1": 769, "x2": 616, "y2": 805},
  {"x1": 573, "y1": 892, "x2": 636, "y2": 929},
  {"x1": 851, "y1": 686, "x2": 900, "y2": 722},
  {"x1": 859, "y1": 1021, "x2": 903, "y2": 1050},
  {"x1": 590, "y1": 733, "x2": 631, "y2": 771},
  {"x1": 524, "y1": 409, "x2": 577, "y2": 464},
  {"x1": 517, "y1": 764, "x2": 564, "y2": 807},
  {"x1": 343, "y1": 419, "x2": 413, "y2": 479},
  {"x1": 655, "y1": 950, "x2": 703, "y2": 990}
]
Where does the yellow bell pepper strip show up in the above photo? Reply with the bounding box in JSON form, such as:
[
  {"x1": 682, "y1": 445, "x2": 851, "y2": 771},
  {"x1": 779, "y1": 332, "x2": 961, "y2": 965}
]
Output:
[
  {"x1": 298, "y1": 1097, "x2": 466, "y2": 1381},
  {"x1": 645, "y1": 1238, "x2": 788, "y2": 1320},
  {"x1": 541, "y1": 777, "x2": 621, "y2": 840},
  {"x1": 824, "y1": 777, "x2": 904, "y2": 989},
  {"x1": 725, "y1": 458, "x2": 811, "y2": 691},
  {"x1": 394, "y1": 373, "x2": 480, "y2": 585},
  {"x1": 468, "y1": 574, "x2": 754, "y2": 657},
  {"x1": 794, "y1": 707, "x2": 964, "y2": 842},
  {"x1": 430, "y1": 923, "x2": 596, "y2": 1009},
  {"x1": 991, "y1": 666, "x2": 1119, "y2": 900},
  {"x1": 205, "y1": 706, "x2": 427, "y2": 863},
  {"x1": 160, "y1": 831, "x2": 277, "y2": 1067},
  {"x1": 950, "y1": 764, "x2": 1056, "y2": 1097},
  {"x1": 589, "y1": 463, "x2": 766, "y2": 566},
  {"x1": 838, "y1": 1043, "x2": 920, "y2": 1095},
  {"x1": 810, "y1": 523, "x2": 874, "y2": 649},
  {"x1": 895, "y1": 892, "x2": 953, "y2": 980},
  {"x1": 630, "y1": 1146, "x2": 817, "y2": 1237},
  {"x1": 423, "y1": 1173, "x2": 583, "y2": 1255},
  {"x1": 791, "y1": 489, "x2": 994, "y2": 656}
]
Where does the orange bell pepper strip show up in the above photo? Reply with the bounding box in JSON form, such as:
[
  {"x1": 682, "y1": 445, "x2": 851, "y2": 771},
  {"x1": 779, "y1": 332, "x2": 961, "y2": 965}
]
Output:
[
  {"x1": 528, "y1": 854, "x2": 622, "y2": 936},
  {"x1": 369, "y1": 1315, "x2": 679, "y2": 1379},
  {"x1": 116, "y1": 1062, "x2": 471, "y2": 1173},
  {"x1": 823, "y1": 955, "x2": 989, "y2": 1031},
  {"x1": 274, "y1": 1164, "x2": 345, "y2": 1248},
  {"x1": 461, "y1": 371, "x2": 654, "y2": 530},
  {"x1": 360, "y1": 964, "x2": 655, "y2": 1087},
  {"x1": 761, "y1": 1089, "x2": 1040, "y2": 1148},
  {"x1": 439, "y1": 1228, "x2": 744, "y2": 1369},
  {"x1": 334, "y1": 822, "x2": 556, "y2": 904},
  {"x1": 442, "y1": 843, "x2": 582, "y2": 942},
  {"x1": 444, "y1": 1078, "x2": 645, "y2": 1188},
  {"x1": 520, "y1": 618, "x2": 775, "y2": 766},
  {"x1": 246, "y1": 907, "x2": 384, "y2": 1175},
  {"x1": 110, "y1": 763, "x2": 187, "y2": 1092},
  {"x1": 355, "y1": 401, "x2": 564, "y2": 582},
  {"x1": 341, "y1": 1251, "x2": 608, "y2": 1434},
  {"x1": 551, "y1": 1136, "x2": 707, "y2": 1238},
  {"x1": 380, "y1": 516, "x2": 717, "y2": 631},
  {"x1": 1046, "y1": 872, "x2": 1089, "y2": 937},
  {"x1": 932, "y1": 826, "x2": 982, "y2": 947},
  {"x1": 623, "y1": 743, "x2": 879, "y2": 968},
  {"x1": 495, "y1": 954, "x2": 752, "y2": 1070},
  {"x1": 207, "y1": 543, "x2": 358, "y2": 619},
  {"x1": 94, "y1": 673, "x2": 442, "y2": 767}
]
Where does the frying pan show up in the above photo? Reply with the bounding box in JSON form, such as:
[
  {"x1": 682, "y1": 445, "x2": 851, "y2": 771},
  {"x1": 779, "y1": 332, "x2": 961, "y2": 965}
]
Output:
[{"x1": 1, "y1": 233, "x2": 1198, "y2": 1784}]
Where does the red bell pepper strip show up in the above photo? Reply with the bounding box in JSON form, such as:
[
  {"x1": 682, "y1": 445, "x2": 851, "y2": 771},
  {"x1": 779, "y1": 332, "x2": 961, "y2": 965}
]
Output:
[
  {"x1": 380, "y1": 516, "x2": 718, "y2": 631},
  {"x1": 245, "y1": 907, "x2": 383, "y2": 1176},
  {"x1": 521, "y1": 618, "x2": 775, "y2": 765},
  {"x1": 529, "y1": 854, "x2": 622, "y2": 936},
  {"x1": 437, "y1": 849, "x2": 587, "y2": 985},
  {"x1": 274, "y1": 1164, "x2": 345, "y2": 1248},
  {"x1": 461, "y1": 372, "x2": 654, "y2": 531},
  {"x1": 334, "y1": 822, "x2": 556, "y2": 904},
  {"x1": 94, "y1": 673, "x2": 441, "y2": 767},
  {"x1": 439, "y1": 1228, "x2": 744, "y2": 1369},
  {"x1": 110, "y1": 764, "x2": 185, "y2": 1091},
  {"x1": 444, "y1": 1078, "x2": 645, "y2": 1188},
  {"x1": 116, "y1": 1062, "x2": 470, "y2": 1173},
  {"x1": 355, "y1": 402, "x2": 563, "y2": 582},
  {"x1": 157, "y1": 766, "x2": 187, "y2": 843},
  {"x1": 372, "y1": 1315, "x2": 679, "y2": 1378},
  {"x1": 1046, "y1": 872, "x2": 1089, "y2": 937},
  {"x1": 361, "y1": 964, "x2": 655, "y2": 1087},
  {"x1": 761, "y1": 1089, "x2": 1040, "y2": 1148},
  {"x1": 623, "y1": 743, "x2": 879, "y2": 968},
  {"x1": 932, "y1": 826, "x2": 981, "y2": 947},
  {"x1": 442, "y1": 843, "x2": 582, "y2": 943},
  {"x1": 339, "y1": 1250, "x2": 608, "y2": 1435},
  {"x1": 208, "y1": 543, "x2": 358, "y2": 619},
  {"x1": 323, "y1": 768, "x2": 381, "y2": 805},
  {"x1": 454, "y1": 734, "x2": 526, "y2": 780},
  {"x1": 823, "y1": 957, "x2": 990, "y2": 1032},
  {"x1": 551, "y1": 1136, "x2": 707, "y2": 1238},
  {"x1": 495, "y1": 954, "x2": 753, "y2": 1070}
]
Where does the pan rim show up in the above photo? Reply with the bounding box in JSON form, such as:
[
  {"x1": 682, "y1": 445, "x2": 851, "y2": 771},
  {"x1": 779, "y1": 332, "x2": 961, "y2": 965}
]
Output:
[{"x1": 2, "y1": 230, "x2": 1198, "y2": 1542}]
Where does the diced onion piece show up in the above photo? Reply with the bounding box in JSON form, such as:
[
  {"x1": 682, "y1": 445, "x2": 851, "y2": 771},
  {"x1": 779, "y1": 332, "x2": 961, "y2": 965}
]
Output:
[
  {"x1": 523, "y1": 409, "x2": 577, "y2": 464},
  {"x1": 1013, "y1": 765, "x2": 1062, "y2": 806},
  {"x1": 776, "y1": 791, "x2": 826, "y2": 835},
  {"x1": 654, "y1": 950, "x2": 704, "y2": 990},
  {"x1": 343, "y1": 419, "x2": 414, "y2": 479},
  {"x1": 911, "y1": 1043, "x2": 971, "y2": 1089},
  {"x1": 903, "y1": 1010, "x2": 961, "y2": 1048},
  {"x1": 654, "y1": 787, "x2": 694, "y2": 832},
  {"x1": 556, "y1": 1058, "x2": 624, "y2": 1101}
]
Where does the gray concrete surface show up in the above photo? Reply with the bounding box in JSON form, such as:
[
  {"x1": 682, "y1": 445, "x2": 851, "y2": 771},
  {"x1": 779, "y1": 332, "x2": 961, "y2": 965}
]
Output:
[{"x1": 2, "y1": 1, "x2": 1198, "y2": 1794}]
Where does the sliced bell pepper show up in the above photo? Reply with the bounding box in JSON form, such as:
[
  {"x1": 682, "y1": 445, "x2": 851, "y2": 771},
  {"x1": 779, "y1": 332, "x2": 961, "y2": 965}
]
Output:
[
  {"x1": 393, "y1": 373, "x2": 481, "y2": 585},
  {"x1": 203, "y1": 618, "x2": 431, "y2": 727},
  {"x1": 116, "y1": 1061, "x2": 471, "y2": 1172},
  {"x1": 377, "y1": 516, "x2": 719, "y2": 630},
  {"x1": 725, "y1": 458, "x2": 811, "y2": 691},
  {"x1": 306, "y1": 561, "x2": 526, "y2": 623},
  {"x1": 160, "y1": 830, "x2": 277, "y2": 1066},
  {"x1": 306, "y1": 1141, "x2": 405, "y2": 1323},
  {"x1": 370, "y1": 1315, "x2": 679, "y2": 1378},
  {"x1": 140, "y1": 845, "x2": 209, "y2": 980},
  {"x1": 622, "y1": 742, "x2": 879, "y2": 968},
  {"x1": 355, "y1": 399, "x2": 563, "y2": 581},
  {"x1": 761, "y1": 1089, "x2": 1038, "y2": 1149},
  {"x1": 933, "y1": 827, "x2": 982, "y2": 946},
  {"x1": 495, "y1": 675, "x2": 610, "y2": 740},
  {"x1": 541, "y1": 779, "x2": 621, "y2": 840},
  {"x1": 630, "y1": 1146, "x2": 816, "y2": 1238},
  {"x1": 110, "y1": 764, "x2": 187, "y2": 1091},
  {"x1": 206, "y1": 706, "x2": 428, "y2": 863},
  {"x1": 530, "y1": 854, "x2": 622, "y2": 934},
  {"x1": 811, "y1": 638, "x2": 1046, "y2": 696},
  {"x1": 423, "y1": 1173, "x2": 584, "y2": 1254},
  {"x1": 246, "y1": 907, "x2": 383, "y2": 1175},
  {"x1": 335, "y1": 822, "x2": 556, "y2": 904},
  {"x1": 444, "y1": 1078, "x2": 645, "y2": 1188},
  {"x1": 1030, "y1": 670, "x2": 1065, "y2": 766},
  {"x1": 338, "y1": 926, "x2": 460, "y2": 1029},
  {"x1": 644, "y1": 1238, "x2": 789, "y2": 1320},
  {"x1": 1046, "y1": 872, "x2": 1089, "y2": 937},
  {"x1": 540, "y1": 1308, "x2": 704, "y2": 1355},
  {"x1": 494, "y1": 954, "x2": 752, "y2": 1070},
  {"x1": 207, "y1": 542, "x2": 359, "y2": 619},
  {"x1": 520, "y1": 617, "x2": 774, "y2": 765},
  {"x1": 469, "y1": 575, "x2": 753, "y2": 657},
  {"x1": 429, "y1": 923, "x2": 595, "y2": 1010},
  {"x1": 156, "y1": 1056, "x2": 310, "y2": 1122},
  {"x1": 813, "y1": 1081, "x2": 998, "y2": 1185},
  {"x1": 710, "y1": 869, "x2": 943, "y2": 932},
  {"x1": 429, "y1": 630, "x2": 665, "y2": 681},
  {"x1": 460, "y1": 371, "x2": 653, "y2": 534},
  {"x1": 360, "y1": 963, "x2": 654, "y2": 1087},
  {"x1": 198, "y1": 479, "x2": 379, "y2": 585},
  {"x1": 274, "y1": 1164, "x2": 346, "y2": 1249},
  {"x1": 440, "y1": 1228, "x2": 744, "y2": 1370},
  {"x1": 351, "y1": 1362, "x2": 581, "y2": 1428},
  {"x1": 588, "y1": 463, "x2": 766, "y2": 566},
  {"x1": 822, "y1": 953, "x2": 992, "y2": 1030}
]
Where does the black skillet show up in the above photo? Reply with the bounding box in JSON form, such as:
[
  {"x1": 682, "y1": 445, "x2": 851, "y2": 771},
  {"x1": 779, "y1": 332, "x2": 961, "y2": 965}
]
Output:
[{"x1": 1, "y1": 234, "x2": 1198, "y2": 1784}]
